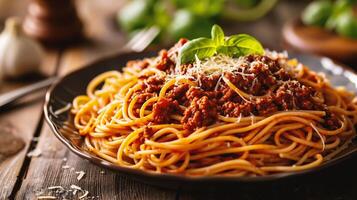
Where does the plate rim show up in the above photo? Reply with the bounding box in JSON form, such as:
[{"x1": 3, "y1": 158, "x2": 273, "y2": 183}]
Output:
[{"x1": 43, "y1": 51, "x2": 357, "y2": 184}]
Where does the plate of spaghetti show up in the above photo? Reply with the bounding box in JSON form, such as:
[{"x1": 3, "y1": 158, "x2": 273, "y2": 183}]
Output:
[{"x1": 45, "y1": 25, "x2": 357, "y2": 187}]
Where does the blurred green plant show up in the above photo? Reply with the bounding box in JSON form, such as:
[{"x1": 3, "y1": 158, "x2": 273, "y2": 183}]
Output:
[
  {"x1": 335, "y1": 10, "x2": 357, "y2": 37},
  {"x1": 168, "y1": 9, "x2": 213, "y2": 41},
  {"x1": 117, "y1": 0, "x2": 278, "y2": 43},
  {"x1": 172, "y1": 0, "x2": 225, "y2": 17},
  {"x1": 302, "y1": 1, "x2": 333, "y2": 26},
  {"x1": 118, "y1": 0, "x2": 155, "y2": 31},
  {"x1": 302, "y1": 0, "x2": 357, "y2": 39},
  {"x1": 223, "y1": 0, "x2": 278, "y2": 21},
  {"x1": 234, "y1": 0, "x2": 259, "y2": 8}
]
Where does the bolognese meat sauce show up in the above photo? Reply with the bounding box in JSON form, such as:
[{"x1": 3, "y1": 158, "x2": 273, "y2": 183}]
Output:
[{"x1": 127, "y1": 41, "x2": 340, "y2": 130}]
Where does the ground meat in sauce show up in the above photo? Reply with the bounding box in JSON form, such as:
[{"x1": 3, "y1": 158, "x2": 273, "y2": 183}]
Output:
[
  {"x1": 324, "y1": 112, "x2": 341, "y2": 130},
  {"x1": 167, "y1": 84, "x2": 189, "y2": 102},
  {"x1": 127, "y1": 59, "x2": 150, "y2": 70},
  {"x1": 186, "y1": 87, "x2": 218, "y2": 101},
  {"x1": 182, "y1": 96, "x2": 217, "y2": 130},
  {"x1": 152, "y1": 98, "x2": 180, "y2": 124},
  {"x1": 137, "y1": 127, "x2": 154, "y2": 143},
  {"x1": 156, "y1": 50, "x2": 175, "y2": 72},
  {"x1": 221, "y1": 101, "x2": 254, "y2": 117},
  {"x1": 275, "y1": 80, "x2": 318, "y2": 110},
  {"x1": 224, "y1": 55, "x2": 284, "y2": 96},
  {"x1": 143, "y1": 76, "x2": 165, "y2": 93},
  {"x1": 128, "y1": 42, "x2": 340, "y2": 130},
  {"x1": 134, "y1": 93, "x2": 154, "y2": 110}
]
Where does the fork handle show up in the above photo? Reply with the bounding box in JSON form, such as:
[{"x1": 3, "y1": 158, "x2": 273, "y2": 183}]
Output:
[{"x1": 0, "y1": 77, "x2": 57, "y2": 109}]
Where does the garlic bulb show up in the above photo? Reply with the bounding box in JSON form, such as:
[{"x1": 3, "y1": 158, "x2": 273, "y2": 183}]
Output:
[{"x1": 0, "y1": 17, "x2": 44, "y2": 79}]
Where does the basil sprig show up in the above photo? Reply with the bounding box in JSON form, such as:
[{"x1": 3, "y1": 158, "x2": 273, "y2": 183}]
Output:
[{"x1": 178, "y1": 24, "x2": 264, "y2": 64}]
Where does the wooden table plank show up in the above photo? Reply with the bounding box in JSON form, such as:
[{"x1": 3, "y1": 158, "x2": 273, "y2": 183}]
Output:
[
  {"x1": 15, "y1": 1, "x2": 177, "y2": 199},
  {"x1": 15, "y1": 125, "x2": 177, "y2": 200},
  {"x1": 0, "y1": 104, "x2": 43, "y2": 200},
  {"x1": 0, "y1": 50, "x2": 59, "y2": 199}
]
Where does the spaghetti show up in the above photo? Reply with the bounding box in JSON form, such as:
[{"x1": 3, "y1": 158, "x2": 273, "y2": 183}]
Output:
[{"x1": 72, "y1": 39, "x2": 357, "y2": 176}]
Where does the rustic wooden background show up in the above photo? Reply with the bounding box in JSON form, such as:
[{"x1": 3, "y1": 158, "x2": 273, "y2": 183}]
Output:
[{"x1": 1, "y1": 0, "x2": 357, "y2": 200}]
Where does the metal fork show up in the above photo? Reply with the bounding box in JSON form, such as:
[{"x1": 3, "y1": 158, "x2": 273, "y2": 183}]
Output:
[{"x1": 0, "y1": 26, "x2": 160, "y2": 109}]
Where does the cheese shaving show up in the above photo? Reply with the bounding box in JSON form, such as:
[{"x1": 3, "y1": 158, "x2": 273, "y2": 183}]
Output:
[
  {"x1": 37, "y1": 195, "x2": 56, "y2": 199},
  {"x1": 70, "y1": 184, "x2": 82, "y2": 190},
  {"x1": 168, "y1": 54, "x2": 253, "y2": 89},
  {"x1": 79, "y1": 190, "x2": 89, "y2": 199},
  {"x1": 75, "y1": 171, "x2": 86, "y2": 181},
  {"x1": 250, "y1": 113, "x2": 256, "y2": 125},
  {"x1": 48, "y1": 186, "x2": 64, "y2": 190},
  {"x1": 62, "y1": 165, "x2": 70, "y2": 169},
  {"x1": 27, "y1": 148, "x2": 42, "y2": 157},
  {"x1": 54, "y1": 103, "x2": 71, "y2": 116},
  {"x1": 189, "y1": 54, "x2": 249, "y2": 79},
  {"x1": 310, "y1": 123, "x2": 326, "y2": 151},
  {"x1": 235, "y1": 113, "x2": 242, "y2": 124}
]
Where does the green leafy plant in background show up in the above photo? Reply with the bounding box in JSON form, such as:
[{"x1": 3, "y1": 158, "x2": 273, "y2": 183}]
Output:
[
  {"x1": 117, "y1": 0, "x2": 278, "y2": 43},
  {"x1": 178, "y1": 25, "x2": 264, "y2": 64},
  {"x1": 325, "y1": 0, "x2": 353, "y2": 29},
  {"x1": 234, "y1": 0, "x2": 259, "y2": 8},
  {"x1": 118, "y1": 0, "x2": 156, "y2": 31},
  {"x1": 172, "y1": 0, "x2": 225, "y2": 17},
  {"x1": 168, "y1": 9, "x2": 213, "y2": 41},
  {"x1": 335, "y1": 11, "x2": 357, "y2": 37},
  {"x1": 302, "y1": 0, "x2": 357, "y2": 39},
  {"x1": 224, "y1": 0, "x2": 278, "y2": 21},
  {"x1": 302, "y1": 1, "x2": 333, "y2": 26}
]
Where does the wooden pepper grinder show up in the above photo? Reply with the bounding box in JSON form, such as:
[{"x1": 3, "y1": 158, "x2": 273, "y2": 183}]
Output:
[{"x1": 23, "y1": 0, "x2": 83, "y2": 45}]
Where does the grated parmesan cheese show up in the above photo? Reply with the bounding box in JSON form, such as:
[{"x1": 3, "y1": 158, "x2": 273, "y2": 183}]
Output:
[
  {"x1": 75, "y1": 171, "x2": 86, "y2": 181},
  {"x1": 54, "y1": 103, "x2": 71, "y2": 116},
  {"x1": 62, "y1": 165, "x2": 70, "y2": 169},
  {"x1": 48, "y1": 186, "x2": 64, "y2": 190},
  {"x1": 168, "y1": 54, "x2": 252, "y2": 88},
  {"x1": 37, "y1": 195, "x2": 56, "y2": 199},
  {"x1": 310, "y1": 123, "x2": 326, "y2": 151},
  {"x1": 36, "y1": 185, "x2": 95, "y2": 200},
  {"x1": 70, "y1": 184, "x2": 82, "y2": 191},
  {"x1": 27, "y1": 148, "x2": 42, "y2": 157},
  {"x1": 79, "y1": 190, "x2": 89, "y2": 199}
]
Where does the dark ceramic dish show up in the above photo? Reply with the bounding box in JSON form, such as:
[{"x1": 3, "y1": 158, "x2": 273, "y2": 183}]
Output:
[{"x1": 44, "y1": 51, "x2": 357, "y2": 189}]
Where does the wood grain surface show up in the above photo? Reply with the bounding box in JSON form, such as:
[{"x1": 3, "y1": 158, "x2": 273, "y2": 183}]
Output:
[
  {"x1": 15, "y1": 124, "x2": 177, "y2": 200},
  {"x1": 0, "y1": 51, "x2": 59, "y2": 199}
]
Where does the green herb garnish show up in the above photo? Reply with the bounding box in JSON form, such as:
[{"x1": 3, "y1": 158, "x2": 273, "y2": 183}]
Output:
[{"x1": 178, "y1": 24, "x2": 264, "y2": 64}]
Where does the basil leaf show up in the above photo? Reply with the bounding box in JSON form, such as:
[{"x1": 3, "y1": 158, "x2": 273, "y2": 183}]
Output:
[
  {"x1": 216, "y1": 45, "x2": 238, "y2": 57},
  {"x1": 179, "y1": 38, "x2": 217, "y2": 64},
  {"x1": 225, "y1": 34, "x2": 264, "y2": 56},
  {"x1": 178, "y1": 25, "x2": 265, "y2": 64},
  {"x1": 211, "y1": 24, "x2": 225, "y2": 45}
]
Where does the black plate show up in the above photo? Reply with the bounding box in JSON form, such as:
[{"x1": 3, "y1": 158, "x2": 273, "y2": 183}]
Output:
[{"x1": 44, "y1": 51, "x2": 357, "y2": 189}]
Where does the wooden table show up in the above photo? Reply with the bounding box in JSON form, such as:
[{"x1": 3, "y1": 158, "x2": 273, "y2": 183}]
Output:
[{"x1": 1, "y1": 1, "x2": 357, "y2": 200}]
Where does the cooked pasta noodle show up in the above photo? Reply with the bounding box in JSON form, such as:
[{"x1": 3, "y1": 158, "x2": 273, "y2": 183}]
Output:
[{"x1": 72, "y1": 40, "x2": 357, "y2": 176}]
